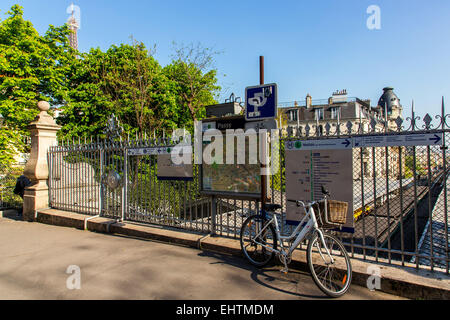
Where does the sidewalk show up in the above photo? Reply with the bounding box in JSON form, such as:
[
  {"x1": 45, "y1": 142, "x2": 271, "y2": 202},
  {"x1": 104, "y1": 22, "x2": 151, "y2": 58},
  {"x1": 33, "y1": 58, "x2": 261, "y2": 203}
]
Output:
[
  {"x1": 0, "y1": 215, "x2": 404, "y2": 300},
  {"x1": 6, "y1": 208, "x2": 450, "y2": 299}
]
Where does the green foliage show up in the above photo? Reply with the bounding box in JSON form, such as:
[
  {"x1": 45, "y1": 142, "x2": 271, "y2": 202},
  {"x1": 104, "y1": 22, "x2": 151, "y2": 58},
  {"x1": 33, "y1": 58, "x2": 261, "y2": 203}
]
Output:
[
  {"x1": 0, "y1": 5, "x2": 75, "y2": 129},
  {"x1": 163, "y1": 61, "x2": 219, "y2": 122},
  {"x1": 0, "y1": 127, "x2": 21, "y2": 169},
  {"x1": 271, "y1": 139, "x2": 285, "y2": 192},
  {"x1": 0, "y1": 4, "x2": 75, "y2": 170},
  {"x1": 164, "y1": 43, "x2": 221, "y2": 127},
  {"x1": 56, "y1": 48, "x2": 115, "y2": 139},
  {"x1": 58, "y1": 42, "x2": 177, "y2": 139},
  {"x1": 0, "y1": 5, "x2": 221, "y2": 147},
  {"x1": 59, "y1": 41, "x2": 220, "y2": 139},
  {"x1": 100, "y1": 42, "x2": 178, "y2": 137},
  {"x1": 404, "y1": 155, "x2": 426, "y2": 178},
  {"x1": 0, "y1": 162, "x2": 23, "y2": 210}
]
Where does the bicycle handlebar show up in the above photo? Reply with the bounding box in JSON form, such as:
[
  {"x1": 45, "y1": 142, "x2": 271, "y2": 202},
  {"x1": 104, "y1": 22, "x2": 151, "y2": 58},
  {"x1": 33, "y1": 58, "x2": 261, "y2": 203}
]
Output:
[
  {"x1": 287, "y1": 199, "x2": 307, "y2": 207},
  {"x1": 287, "y1": 196, "x2": 329, "y2": 208}
]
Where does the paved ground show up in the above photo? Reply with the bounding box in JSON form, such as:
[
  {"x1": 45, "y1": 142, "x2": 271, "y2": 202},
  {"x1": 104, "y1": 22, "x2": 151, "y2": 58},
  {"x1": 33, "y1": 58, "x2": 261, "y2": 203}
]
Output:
[{"x1": 0, "y1": 217, "x2": 405, "y2": 300}]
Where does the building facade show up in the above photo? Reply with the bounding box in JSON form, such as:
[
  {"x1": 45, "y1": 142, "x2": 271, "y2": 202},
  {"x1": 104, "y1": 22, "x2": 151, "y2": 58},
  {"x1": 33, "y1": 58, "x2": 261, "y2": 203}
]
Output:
[{"x1": 279, "y1": 88, "x2": 404, "y2": 179}]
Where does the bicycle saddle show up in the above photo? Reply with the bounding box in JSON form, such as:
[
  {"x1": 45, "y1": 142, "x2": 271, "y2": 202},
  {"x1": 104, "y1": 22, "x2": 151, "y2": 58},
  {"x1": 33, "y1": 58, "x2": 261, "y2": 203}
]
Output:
[{"x1": 263, "y1": 203, "x2": 282, "y2": 212}]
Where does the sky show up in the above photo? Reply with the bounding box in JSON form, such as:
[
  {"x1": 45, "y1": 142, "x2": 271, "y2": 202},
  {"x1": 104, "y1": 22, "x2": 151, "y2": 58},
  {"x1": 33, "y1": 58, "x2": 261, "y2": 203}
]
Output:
[{"x1": 2, "y1": 0, "x2": 450, "y2": 121}]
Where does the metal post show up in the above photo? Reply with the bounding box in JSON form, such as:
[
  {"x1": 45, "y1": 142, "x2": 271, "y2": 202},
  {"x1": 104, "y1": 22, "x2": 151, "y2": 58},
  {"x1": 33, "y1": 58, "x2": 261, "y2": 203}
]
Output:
[
  {"x1": 372, "y1": 147, "x2": 379, "y2": 261},
  {"x1": 427, "y1": 145, "x2": 434, "y2": 270},
  {"x1": 398, "y1": 146, "x2": 405, "y2": 266},
  {"x1": 413, "y1": 145, "x2": 419, "y2": 268},
  {"x1": 99, "y1": 149, "x2": 104, "y2": 215},
  {"x1": 260, "y1": 56, "x2": 268, "y2": 210},
  {"x1": 385, "y1": 145, "x2": 391, "y2": 263},
  {"x1": 259, "y1": 56, "x2": 264, "y2": 86},
  {"x1": 122, "y1": 148, "x2": 128, "y2": 222},
  {"x1": 360, "y1": 147, "x2": 366, "y2": 259},
  {"x1": 47, "y1": 149, "x2": 52, "y2": 208},
  {"x1": 211, "y1": 195, "x2": 217, "y2": 236},
  {"x1": 441, "y1": 97, "x2": 449, "y2": 274}
]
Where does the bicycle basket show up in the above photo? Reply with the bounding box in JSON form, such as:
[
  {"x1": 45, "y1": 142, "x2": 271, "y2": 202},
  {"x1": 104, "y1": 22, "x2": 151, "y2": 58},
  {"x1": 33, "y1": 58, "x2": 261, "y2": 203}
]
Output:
[{"x1": 313, "y1": 199, "x2": 348, "y2": 229}]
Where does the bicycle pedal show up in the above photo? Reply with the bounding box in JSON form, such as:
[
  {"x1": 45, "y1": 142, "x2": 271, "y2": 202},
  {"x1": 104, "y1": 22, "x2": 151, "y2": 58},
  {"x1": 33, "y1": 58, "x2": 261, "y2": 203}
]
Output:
[{"x1": 280, "y1": 268, "x2": 289, "y2": 274}]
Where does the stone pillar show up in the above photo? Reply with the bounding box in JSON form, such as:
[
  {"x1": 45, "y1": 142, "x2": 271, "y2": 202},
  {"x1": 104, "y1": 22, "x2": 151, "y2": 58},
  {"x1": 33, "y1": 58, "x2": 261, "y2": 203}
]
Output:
[{"x1": 23, "y1": 101, "x2": 61, "y2": 221}]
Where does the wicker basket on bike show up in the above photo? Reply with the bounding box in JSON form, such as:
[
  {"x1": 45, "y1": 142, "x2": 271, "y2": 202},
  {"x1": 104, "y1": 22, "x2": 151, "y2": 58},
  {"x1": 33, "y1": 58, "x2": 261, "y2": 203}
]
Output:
[{"x1": 312, "y1": 199, "x2": 348, "y2": 229}]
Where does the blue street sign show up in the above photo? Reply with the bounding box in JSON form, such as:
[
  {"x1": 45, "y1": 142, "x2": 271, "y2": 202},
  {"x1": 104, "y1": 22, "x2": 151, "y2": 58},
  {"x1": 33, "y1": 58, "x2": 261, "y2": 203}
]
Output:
[{"x1": 245, "y1": 83, "x2": 277, "y2": 121}]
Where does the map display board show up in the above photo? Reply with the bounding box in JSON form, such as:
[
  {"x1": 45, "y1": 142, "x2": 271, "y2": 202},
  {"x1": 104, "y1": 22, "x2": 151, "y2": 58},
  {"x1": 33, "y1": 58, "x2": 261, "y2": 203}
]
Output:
[
  {"x1": 285, "y1": 141, "x2": 354, "y2": 231},
  {"x1": 201, "y1": 138, "x2": 261, "y2": 198}
]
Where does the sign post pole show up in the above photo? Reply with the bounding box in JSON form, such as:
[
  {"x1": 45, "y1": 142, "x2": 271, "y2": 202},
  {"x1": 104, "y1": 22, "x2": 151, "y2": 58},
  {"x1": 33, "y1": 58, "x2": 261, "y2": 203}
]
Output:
[{"x1": 260, "y1": 56, "x2": 269, "y2": 209}]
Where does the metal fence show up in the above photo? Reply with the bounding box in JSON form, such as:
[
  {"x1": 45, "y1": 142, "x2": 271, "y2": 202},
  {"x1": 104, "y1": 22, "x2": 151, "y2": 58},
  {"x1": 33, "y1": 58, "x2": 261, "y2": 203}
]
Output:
[
  {"x1": 48, "y1": 109, "x2": 450, "y2": 274},
  {"x1": 48, "y1": 138, "x2": 215, "y2": 233}
]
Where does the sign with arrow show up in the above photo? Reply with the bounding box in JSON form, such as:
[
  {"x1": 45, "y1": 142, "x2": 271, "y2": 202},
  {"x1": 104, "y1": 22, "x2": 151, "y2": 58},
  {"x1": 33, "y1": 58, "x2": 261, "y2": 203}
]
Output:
[
  {"x1": 128, "y1": 145, "x2": 192, "y2": 156},
  {"x1": 353, "y1": 133, "x2": 443, "y2": 148},
  {"x1": 285, "y1": 138, "x2": 353, "y2": 151}
]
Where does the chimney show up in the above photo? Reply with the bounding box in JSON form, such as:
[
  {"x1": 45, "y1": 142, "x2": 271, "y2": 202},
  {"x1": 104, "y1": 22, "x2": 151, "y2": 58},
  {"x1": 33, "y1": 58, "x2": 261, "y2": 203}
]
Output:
[
  {"x1": 306, "y1": 93, "x2": 312, "y2": 108},
  {"x1": 332, "y1": 89, "x2": 348, "y2": 103}
]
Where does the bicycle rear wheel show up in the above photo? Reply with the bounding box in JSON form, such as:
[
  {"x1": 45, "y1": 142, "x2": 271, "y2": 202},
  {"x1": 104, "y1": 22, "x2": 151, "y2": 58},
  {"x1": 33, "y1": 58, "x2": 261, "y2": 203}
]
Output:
[
  {"x1": 240, "y1": 215, "x2": 277, "y2": 267},
  {"x1": 307, "y1": 232, "x2": 352, "y2": 298}
]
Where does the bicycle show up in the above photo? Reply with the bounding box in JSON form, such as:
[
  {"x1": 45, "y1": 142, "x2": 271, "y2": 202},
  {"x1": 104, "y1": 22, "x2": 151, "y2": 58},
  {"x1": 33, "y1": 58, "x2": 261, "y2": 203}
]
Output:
[{"x1": 240, "y1": 186, "x2": 352, "y2": 298}]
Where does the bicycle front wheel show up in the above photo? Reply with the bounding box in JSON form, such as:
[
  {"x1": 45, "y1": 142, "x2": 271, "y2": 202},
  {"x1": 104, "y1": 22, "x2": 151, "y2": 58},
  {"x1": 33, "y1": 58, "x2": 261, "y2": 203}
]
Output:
[
  {"x1": 307, "y1": 232, "x2": 352, "y2": 298},
  {"x1": 240, "y1": 215, "x2": 277, "y2": 267}
]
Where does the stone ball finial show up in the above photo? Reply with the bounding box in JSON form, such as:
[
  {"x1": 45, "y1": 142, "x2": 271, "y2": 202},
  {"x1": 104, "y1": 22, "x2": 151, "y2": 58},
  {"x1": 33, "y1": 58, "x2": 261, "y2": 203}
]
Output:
[{"x1": 37, "y1": 101, "x2": 50, "y2": 112}]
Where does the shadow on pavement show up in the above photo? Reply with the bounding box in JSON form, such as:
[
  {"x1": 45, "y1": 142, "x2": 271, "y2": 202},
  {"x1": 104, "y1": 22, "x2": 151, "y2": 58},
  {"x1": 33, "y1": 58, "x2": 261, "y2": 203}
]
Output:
[{"x1": 198, "y1": 250, "x2": 326, "y2": 299}]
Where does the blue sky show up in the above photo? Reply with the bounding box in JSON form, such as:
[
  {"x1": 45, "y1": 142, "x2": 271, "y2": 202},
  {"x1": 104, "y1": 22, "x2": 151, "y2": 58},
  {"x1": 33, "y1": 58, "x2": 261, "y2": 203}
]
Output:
[{"x1": 2, "y1": 0, "x2": 450, "y2": 120}]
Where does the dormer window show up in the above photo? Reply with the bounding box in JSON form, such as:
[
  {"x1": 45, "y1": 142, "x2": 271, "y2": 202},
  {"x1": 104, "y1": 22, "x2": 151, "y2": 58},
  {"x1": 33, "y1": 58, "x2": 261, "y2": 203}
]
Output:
[
  {"x1": 330, "y1": 107, "x2": 340, "y2": 120},
  {"x1": 288, "y1": 109, "x2": 298, "y2": 121},
  {"x1": 315, "y1": 108, "x2": 324, "y2": 121}
]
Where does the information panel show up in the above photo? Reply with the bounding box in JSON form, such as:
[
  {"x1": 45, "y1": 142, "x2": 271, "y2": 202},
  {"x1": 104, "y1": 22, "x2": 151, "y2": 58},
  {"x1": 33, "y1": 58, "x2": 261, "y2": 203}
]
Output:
[
  {"x1": 199, "y1": 115, "x2": 263, "y2": 198},
  {"x1": 201, "y1": 138, "x2": 261, "y2": 198},
  {"x1": 157, "y1": 153, "x2": 193, "y2": 181},
  {"x1": 285, "y1": 147, "x2": 354, "y2": 231}
]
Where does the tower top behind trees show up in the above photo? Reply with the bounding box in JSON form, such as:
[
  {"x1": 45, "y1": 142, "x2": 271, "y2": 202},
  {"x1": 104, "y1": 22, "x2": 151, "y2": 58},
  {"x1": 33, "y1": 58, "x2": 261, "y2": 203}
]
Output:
[{"x1": 67, "y1": 3, "x2": 79, "y2": 51}]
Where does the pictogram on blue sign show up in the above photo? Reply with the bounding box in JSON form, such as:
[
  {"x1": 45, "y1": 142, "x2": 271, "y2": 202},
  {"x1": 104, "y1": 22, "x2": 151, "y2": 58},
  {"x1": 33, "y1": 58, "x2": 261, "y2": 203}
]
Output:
[{"x1": 245, "y1": 83, "x2": 277, "y2": 121}]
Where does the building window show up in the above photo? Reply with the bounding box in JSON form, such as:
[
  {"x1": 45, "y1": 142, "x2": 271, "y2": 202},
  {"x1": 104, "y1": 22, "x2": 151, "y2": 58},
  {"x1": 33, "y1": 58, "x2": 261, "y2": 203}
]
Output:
[
  {"x1": 288, "y1": 110, "x2": 298, "y2": 121},
  {"x1": 315, "y1": 108, "x2": 324, "y2": 121},
  {"x1": 330, "y1": 107, "x2": 340, "y2": 120}
]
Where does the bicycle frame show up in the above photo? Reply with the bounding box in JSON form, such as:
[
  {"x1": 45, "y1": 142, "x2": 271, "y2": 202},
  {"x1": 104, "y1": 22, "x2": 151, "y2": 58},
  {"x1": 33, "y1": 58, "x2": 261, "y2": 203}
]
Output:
[{"x1": 251, "y1": 201, "x2": 335, "y2": 263}]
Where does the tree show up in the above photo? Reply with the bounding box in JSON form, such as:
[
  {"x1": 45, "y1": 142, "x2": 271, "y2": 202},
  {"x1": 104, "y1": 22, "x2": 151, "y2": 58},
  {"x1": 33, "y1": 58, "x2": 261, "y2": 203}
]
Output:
[
  {"x1": 0, "y1": 126, "x2": 21, "y2": 170},
  {"x1": 164, "y1": 43, "x2": 221, "y2": 125},
  {"x1": 100, "y1": 40, "x2": 178, "y2": 138},
  {"x1": 57, "y1": 48, "x2": 116, "y2": 140},
  {"x1": 59, "y1": 40, "x2": 179, "y2": 140},
  {"x1": 0, "y1": 4, "x2": 75, "y2": 169}
]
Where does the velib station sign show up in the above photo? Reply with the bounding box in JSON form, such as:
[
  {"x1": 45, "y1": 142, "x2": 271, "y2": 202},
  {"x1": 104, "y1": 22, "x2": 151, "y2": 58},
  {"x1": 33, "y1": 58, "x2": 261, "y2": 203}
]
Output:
[
  {"x1": 285, "y1": 139, "x2": 354, "y2": 232},
  {"x1": 245, "y1": 83, "x2": 278, "y2": 121}
]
